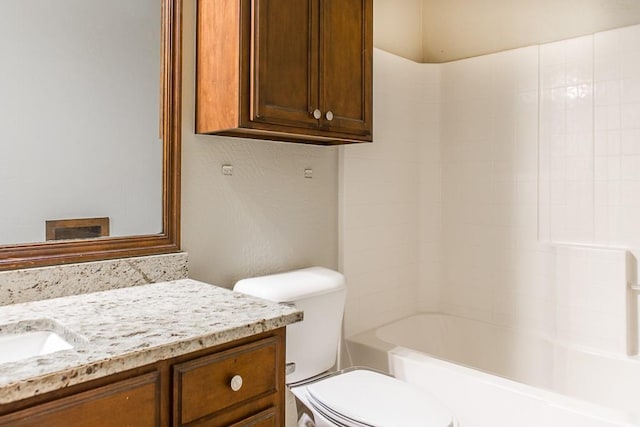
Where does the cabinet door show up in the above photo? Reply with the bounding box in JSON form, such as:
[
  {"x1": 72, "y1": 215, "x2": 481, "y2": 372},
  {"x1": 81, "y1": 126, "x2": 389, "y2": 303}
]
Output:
[
  {"x1": 0, "y1": 372, "x2": 160, "y2": 427},
  {"x1": 250, "y1": 0, "x2": 320, "y2": 130},
  {"x1": 319, "y1": 0, "x2": 372, "y2": 139}
]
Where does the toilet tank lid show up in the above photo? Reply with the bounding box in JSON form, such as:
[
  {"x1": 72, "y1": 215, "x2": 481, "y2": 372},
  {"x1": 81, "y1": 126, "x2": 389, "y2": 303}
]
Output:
[{"x1": 233, "y1": 267, "x2": 346, "y2": 303}]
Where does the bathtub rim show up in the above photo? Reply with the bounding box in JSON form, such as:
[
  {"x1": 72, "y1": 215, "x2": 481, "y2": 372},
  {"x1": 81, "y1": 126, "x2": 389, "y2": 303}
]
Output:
[
  {"x1": 348, "y1": 311, "x2": 640, "y2": 363},
  {"x1": 345, "y1": 311, "x2": 640, "y2": 424}
]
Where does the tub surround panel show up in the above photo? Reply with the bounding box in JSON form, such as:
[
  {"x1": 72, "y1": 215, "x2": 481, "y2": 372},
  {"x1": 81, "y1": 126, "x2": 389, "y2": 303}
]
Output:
[
  {"x1": 0, "y1": 278, "x2": 302, "y2": 404},
  {"x1": 435, "y1": 23, "x2": 640, "y2": 343},
  {"x1": 540, "y1": 36, "x2": 595, "y2": 244},
  {"x1": 427, "y1": 24, "x2": 640, "y2": 345},
  {"x1": 340, "y1": 49, "x2": 441, "y2": 337},
  {"x1": 0, "y1": 253, "x2": 188, "y2": 306},
  {"x1": 341, "y1": 25, "x2": 640, "y2": 344},
  {"x1": 539, "y1": 25, "x2": 640, "y2": 250},
  {"x1": 439, "y1": 44, "x2": 543, "y2": 331},
  {"x1": 555, "y1": 246, "x2": 630, "y2": 355}
]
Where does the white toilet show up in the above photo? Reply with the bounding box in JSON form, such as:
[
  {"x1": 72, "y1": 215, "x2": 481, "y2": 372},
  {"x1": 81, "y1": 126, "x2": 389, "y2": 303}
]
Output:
[{"x1": 234, "y1": 266, "x2": 456, "y2": 427}]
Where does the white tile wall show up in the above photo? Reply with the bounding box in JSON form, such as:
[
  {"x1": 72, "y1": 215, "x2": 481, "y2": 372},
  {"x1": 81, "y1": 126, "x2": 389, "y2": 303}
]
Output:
[
  {"x1": 341, "y1": 25, "x2": 640, "y2": 349},
  {"x1": 538, "y1": 26, "x2": 640, "y2": 255},
  {"x1": 439, "y1": 46, "x2": 553, "y2": 333},
  {"x1": 593, "y1": 26, "x2": 640, "y2": 250},
  {"x1": 540, "y1": 36, "x2": 595, "y2": 245},
  {"x1": 340, "y1": 49, "x2": 441, "y2": 337}
]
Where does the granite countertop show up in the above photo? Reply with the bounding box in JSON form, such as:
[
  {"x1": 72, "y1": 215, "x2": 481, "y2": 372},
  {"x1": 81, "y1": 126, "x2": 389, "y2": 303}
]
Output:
[{"x1": 0, "y1": 279, "x2": 302, "y2": 404}]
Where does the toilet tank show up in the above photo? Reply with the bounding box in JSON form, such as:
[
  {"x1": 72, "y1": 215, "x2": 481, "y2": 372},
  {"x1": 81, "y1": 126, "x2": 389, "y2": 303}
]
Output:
[{"x1": 234, "y1": 267, "x2": 346, "y2": 384}]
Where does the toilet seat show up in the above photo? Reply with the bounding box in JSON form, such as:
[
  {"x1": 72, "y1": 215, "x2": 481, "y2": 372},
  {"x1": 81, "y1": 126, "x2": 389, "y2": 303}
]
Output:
[{"x1": 294, "y1": 369, "x2": 456, "y2": 427}]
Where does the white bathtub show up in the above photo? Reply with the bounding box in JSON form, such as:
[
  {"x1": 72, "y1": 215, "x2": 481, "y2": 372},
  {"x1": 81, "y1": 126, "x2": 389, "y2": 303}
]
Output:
[{"x1": 346, "y1": 313, "x2": 640, "y2": 426}]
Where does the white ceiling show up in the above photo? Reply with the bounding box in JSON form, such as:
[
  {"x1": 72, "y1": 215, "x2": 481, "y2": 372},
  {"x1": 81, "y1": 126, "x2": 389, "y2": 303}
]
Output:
[{"x1": 374, "y1": 0, "x2": 640, "y2": 63}]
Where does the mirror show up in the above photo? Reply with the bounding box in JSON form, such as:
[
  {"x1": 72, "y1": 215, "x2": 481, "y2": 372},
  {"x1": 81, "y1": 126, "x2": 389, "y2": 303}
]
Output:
[{"x1": 0, "y1": 0, "x2": 181, "y2": 270}]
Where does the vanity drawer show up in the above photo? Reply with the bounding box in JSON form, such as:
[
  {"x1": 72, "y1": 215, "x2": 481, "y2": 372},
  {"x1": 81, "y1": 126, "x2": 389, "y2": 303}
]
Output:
[
  {"x1": 174, "y1": 336, "x2": 278, "y2": 425},
  {"x1": 229, "y1": 407, "x2": 277, "y2": 427}
]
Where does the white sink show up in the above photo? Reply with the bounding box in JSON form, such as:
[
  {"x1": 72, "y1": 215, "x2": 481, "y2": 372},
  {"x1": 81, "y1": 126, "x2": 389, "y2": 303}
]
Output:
[{"x1": 0, "y1": 330, "x2": 74, "y2": 364}]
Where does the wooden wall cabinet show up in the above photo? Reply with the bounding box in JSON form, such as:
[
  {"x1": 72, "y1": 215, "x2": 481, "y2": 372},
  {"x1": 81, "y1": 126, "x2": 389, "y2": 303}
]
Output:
[
  {"x1": 196, "y1": 0, "x2": 373, "y2": 145},
  {"x1": 0, "y1": 329, "x2": 285, "y2": 427}
]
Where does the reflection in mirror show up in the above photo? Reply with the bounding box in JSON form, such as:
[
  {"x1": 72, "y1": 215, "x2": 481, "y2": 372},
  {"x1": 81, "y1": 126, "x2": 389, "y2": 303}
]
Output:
[
  {"x1": 0, "y1": 0, "x2": 163, "y2": 245},
  {"x1": 0, "y1": 0, "x2": 181, "y2": 270}
]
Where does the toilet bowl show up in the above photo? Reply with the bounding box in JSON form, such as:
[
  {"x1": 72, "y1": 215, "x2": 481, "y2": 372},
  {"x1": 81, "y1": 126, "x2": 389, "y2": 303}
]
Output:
[{"x1": 234, "y1": 267, "x2": 457, "y2": 427}]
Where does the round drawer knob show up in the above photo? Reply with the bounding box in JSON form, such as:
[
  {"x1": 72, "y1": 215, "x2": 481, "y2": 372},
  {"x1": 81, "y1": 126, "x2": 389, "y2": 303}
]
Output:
[
  {"x1": 312, "y1": 109, "x2": 322, "y2": 119},
  {"x1": 230, "y1": 375, "x2": 243, "y2": 392},
  {"x1": 325, "y1": 110, "x2": 334, "y2": 121}
]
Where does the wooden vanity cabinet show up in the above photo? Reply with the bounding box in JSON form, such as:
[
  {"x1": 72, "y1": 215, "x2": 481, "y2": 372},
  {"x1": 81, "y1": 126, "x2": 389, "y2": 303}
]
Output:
[
  {"x1": 196, "y1": 0, "x2": 373, "y2": 145},
  {"x1": 0, "y1": 329, "x2": 286, "y2": 427},
  {"x1": 0, "y1": 373, "x2": 160, "y2": 427}
]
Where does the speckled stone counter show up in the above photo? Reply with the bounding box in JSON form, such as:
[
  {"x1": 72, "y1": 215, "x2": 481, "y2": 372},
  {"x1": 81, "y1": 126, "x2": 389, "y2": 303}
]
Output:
[{"x1": 0, "y1": 279, "x2": 302, "y2": 404}]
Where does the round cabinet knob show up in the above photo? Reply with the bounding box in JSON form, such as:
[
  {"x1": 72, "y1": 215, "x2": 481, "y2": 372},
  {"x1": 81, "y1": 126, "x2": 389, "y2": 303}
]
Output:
[
  {"x1": 325, "y1": 110, "x2": 334, "y2": 121},
  {"x1": 312, "y1": 109, "x2": 322, "y2": 120},
  {"x1": 230, "y1": 375, "x2": 243, "y2": 392}
]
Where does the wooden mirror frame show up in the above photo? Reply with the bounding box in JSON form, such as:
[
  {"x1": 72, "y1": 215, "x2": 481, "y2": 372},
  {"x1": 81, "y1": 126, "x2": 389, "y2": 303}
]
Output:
[{"x1": 0, "y1": 0, "x2": 182, "y2": 271}]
